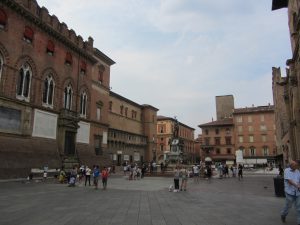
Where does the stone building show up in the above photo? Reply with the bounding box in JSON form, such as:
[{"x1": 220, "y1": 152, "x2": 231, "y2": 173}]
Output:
[
  {"x1": 272, "y1": 67, "x2": 290, "y2": 166},
  {"x1": 216, "y1": 95, "x2": 234, "y2": 120},
  {"x1": 198, "y1": 118, "x2": 235, "y2": 165},
  {"x1": 156, "y1": 116, "x2": 195, "y2": 164},
  {"x1": 0, "y1": 0, "x2": 158, "y2": 178},
  {"x1": 233, "y1": 105, "x2": 277, "y2": 166},
  {"x1": 107, "y1": 91, "x2": 158, "y2": 166},
  {"x1": 272, "y1": 0, "x2": 300, "y2": 162}
]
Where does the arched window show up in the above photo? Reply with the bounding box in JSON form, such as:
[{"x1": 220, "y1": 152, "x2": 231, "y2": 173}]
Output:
[
  {"x1": 0, "y1": 9, "x2": 7, "y2": 28},
  {"x1": 80, "y1": 91, "x2": 87, "y2": 117},
  {"x1": 0, "y1": 54, "x2": 3, "y2": 82},
  {"x1": 17, "y1": 63, "x2": 32, "y2": 101},
  {"x1": 46, "y1": 40, "x2": 55, "y2": 55},
  {"x1": 24, "y1": 26, "x2": 34, "y2": 43},
  {"x1": 42, "y1": 74, "x2": 54, "y2": 107},
  {"x1": 65, "y1": 52, "x2": 72, "y2": 65},
  {"x1": 64, "y1": 83, "x2": 72, "y2": 110}
]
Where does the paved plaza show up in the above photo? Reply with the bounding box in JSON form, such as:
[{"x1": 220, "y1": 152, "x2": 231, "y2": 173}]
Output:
[{"x1": 0, "y1": 174, "x2": 295, "y2": 225}]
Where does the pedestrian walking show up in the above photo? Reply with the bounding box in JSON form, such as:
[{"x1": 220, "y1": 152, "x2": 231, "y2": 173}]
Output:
[
  {"x1": 93, "y1": 165, "x2": 100, "y2": 189},
  {"x1": 206, "y1": 165, "x2": 212, "y2": 182},
  {"x1": 173, "y1": 166, "x2": 180, "y2": 192},
  {"x1": 85, "y1": 166, "x2": 91, "y2": 186},
  {"x1": 101, "y1": 166, "x2": 109, "y2": 190},
  {"x1": 180, "y1": 166, "x2": 188, "y2": 191},
  {"x1": 281, "y1": 160, "x2": 300, "y2": 225},
  {"x1": 193, "y1": 164, "x2": 200, "y2": 183},
  {"x1": 279, "y1": 164, "x2": 284, "y2": 177},
  {"x1": 238, "y1": 164, "x2": 243, "y2": 181}
]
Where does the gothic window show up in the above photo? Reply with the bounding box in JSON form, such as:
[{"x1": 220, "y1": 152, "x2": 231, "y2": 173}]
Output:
[
  {"x1": 0, "y1": 9, "x2": 7, "y2": 29},
  {"x1": 17, "y1": 63, "x2": 32, "y2": 101},
  {"x1": 109, "y1": 101, "x2": 112, "y2": 111},
  {"x1": 80, "y1": 91, "x2": 87, "y2": 117},
  {"x1": 42, "y1": 74, "x2": 54, "y2": 107},
  {"x1": 64, "y1": 83, "x2": 72, "y2": 110},
  {"x1": 24, "y1": 26, "x2": 34, "y2": 43},
  {"x1": 65, "y1": 52, "x2": 72, "y2": 65},
  {"x1": 46, "y1": 40, "x2": 55, "y2": 55}
]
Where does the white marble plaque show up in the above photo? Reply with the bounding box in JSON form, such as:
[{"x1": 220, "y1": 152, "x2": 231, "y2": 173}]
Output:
[
  {"x1": 77, "y1": 121, "x2": 90, "y2": 144},
  {"x1": 32, "y1": 109, "x2": 57, "y2": 139}
]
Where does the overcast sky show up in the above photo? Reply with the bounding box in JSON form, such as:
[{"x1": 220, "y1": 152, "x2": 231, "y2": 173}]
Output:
[{"x1": 37, "y1": 0, "x2": 291, "y2": 136}]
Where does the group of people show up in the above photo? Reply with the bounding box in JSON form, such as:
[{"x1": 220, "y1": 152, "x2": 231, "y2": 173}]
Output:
[
  {"x1": 58, "y1": 165, "x2": 110, "y2": 190},
  {"x1": 172, "y1": 166, "x2": 189, "y2": 192},
  {"x1": 216, "y1": 163, "x2": 243, "y2": 180},
  {"x1": 123, "y1": 162, "x2": 147, "y2": 180}
]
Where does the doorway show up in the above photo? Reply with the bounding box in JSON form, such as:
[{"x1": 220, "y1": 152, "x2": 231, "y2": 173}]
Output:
[{"x1": 64, "y1": 131, "x2": 75, "y2": 155}]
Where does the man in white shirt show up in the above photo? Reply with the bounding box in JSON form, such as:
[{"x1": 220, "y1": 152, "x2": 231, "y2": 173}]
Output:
[
  {"x1": 281, "y1": 160, "x2": 300, "y2": 224},
  {"x1": 193, "y1": 165, "x2": 200, "y2": 183},
  {"x1": 85, "y1": 166, "x2": 91, "y2": 186}
]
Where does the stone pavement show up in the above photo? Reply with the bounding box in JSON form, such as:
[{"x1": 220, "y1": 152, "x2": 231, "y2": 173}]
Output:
[{"x1": 0, "y1": 175, "x2": 295, "y2": 225}]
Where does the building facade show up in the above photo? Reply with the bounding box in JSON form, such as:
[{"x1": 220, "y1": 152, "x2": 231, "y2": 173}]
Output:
[
  {"x1": 233, "y1": 105, "x2": 276, "y2": 166},
  {"x1": 156, "y1": 116, "x2": 195, "y2": 164},
  {"x1": 272, "y1": 0, "x2": 300, "y2": 162},
  {"x1": 0, "y1": 0, "x2": 158, "y2": 178},
  {"x1": 107, "y1": 92, "x2": 158, "y2": 166},
  {"x1": 199, "y1": 118, "x2": 235, "y2": 164},
  {"x1": 272, "y1": 67, "x2": 290, "y2": 166}
]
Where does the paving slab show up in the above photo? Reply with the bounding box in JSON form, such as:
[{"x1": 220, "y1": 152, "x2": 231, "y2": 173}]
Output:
[{"x1": 0, "y1": 175, "x2": 296, "y2": 225}]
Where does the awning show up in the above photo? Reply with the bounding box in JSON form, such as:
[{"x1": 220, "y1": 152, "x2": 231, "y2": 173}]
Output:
[{"x1": 272, "y1": 0, "x2": 288, "y2": 11}]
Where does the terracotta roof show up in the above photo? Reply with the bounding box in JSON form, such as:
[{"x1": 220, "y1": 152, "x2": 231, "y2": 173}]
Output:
[
  {"x1": 233, "y1": 105, "x2": 274, "y2": 114},
  {"x1": 198, "y1": 118, "x2": 233, "y2": 128}
]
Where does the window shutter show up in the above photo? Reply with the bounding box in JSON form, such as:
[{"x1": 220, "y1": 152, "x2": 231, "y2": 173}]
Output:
[
  {"x1": 0, "y1": 9, "x2": 7, "y2": 26},
  {"x1": 24, "y1": 26, "x2": 34, "y2": 41}
]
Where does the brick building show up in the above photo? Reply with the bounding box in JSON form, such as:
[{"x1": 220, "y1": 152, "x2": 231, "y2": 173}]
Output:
[
  {"x1": 156, "y1": 116, "x2": 195, "y2": 164},
  {"x1": 233, "y1": 105, "x2": 276, "y2": 166},
  {"x1": 199, "y1": 95, "x2": 276, "y2": 166},
  {"x1": 0, "y1": 0, "x2": 158, "y2": 178},
  {"x1": 199, "y1": 118, "x2": 235, "y2": 165},
  {"x1": 272, "y1": 67, "x2": 290, "y2": 166},
  {"x1": 107, "y1": 92, "x2": 158, "y2": 166},
  {"x1": 272, "y1": 0, "x2": 300, "y2": 162}
]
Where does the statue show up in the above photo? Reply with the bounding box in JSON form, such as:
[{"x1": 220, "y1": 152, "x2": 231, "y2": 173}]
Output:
[
  {"x1": 173, "y1": 117, "x2": 179, "y2": 138},
  {"x1": 166, "y1": 117, "x2": 184, "y2": 163}
]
